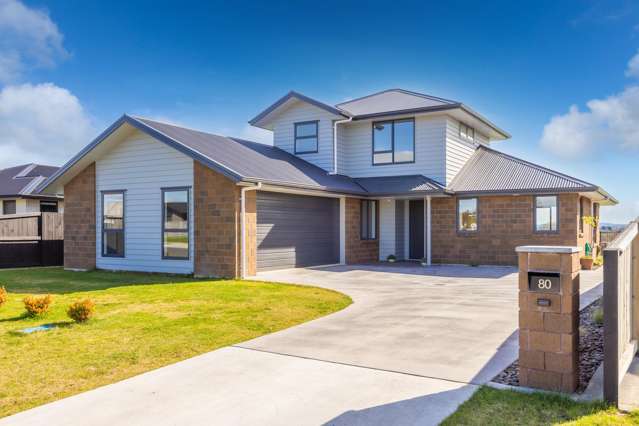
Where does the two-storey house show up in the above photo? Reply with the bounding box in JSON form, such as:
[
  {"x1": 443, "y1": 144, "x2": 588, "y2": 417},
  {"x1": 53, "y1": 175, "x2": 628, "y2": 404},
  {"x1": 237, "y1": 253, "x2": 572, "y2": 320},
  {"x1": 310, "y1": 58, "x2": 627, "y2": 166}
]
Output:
[
  {"x1": 40, "y1": 89, "x2": 616, "y2": 276},
  {"x1": 0, "y1": 164, "x2": 63, "y2": 215}
]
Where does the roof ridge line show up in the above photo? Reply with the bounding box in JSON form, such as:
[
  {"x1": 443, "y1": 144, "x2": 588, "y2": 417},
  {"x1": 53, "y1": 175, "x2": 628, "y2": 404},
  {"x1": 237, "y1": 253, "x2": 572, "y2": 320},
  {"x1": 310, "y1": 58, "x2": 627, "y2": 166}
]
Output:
[
  {"x1": 335, "y1": 88, "x2": 459, "y2": 107},
  {"x1": 14, "y1": 164, "x2": 37, "y2": 179}
]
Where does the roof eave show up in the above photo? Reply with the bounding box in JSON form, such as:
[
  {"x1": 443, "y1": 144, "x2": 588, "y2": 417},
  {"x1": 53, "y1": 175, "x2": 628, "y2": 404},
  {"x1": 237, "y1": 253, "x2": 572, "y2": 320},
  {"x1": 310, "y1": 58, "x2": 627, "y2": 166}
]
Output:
[
  {"x1": 348, "y1": 104, "x2": 509, "y2": 140},
  {"x1": 350, "y1": 104, "x2": 461, "y2": 121},
  {"x1": 450, "y1": 186, "x2": 617, "y2": 202},
  {"x1": 241, "y1": 177, "x2": 366, "y2": 196},
  {"x1": 458, "y1": 104, "x2": 511, "y2": 140}
]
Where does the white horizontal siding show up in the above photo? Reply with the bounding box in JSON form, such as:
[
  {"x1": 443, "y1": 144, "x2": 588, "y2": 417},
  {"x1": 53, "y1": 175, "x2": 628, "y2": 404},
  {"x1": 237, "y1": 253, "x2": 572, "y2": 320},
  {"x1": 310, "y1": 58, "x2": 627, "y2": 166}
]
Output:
[
  {"x1": 272, "y1": 100, "x2": 339, "y2": 172},
  {"x1": 339, "y1": 115, "x2": 447, "y2": 184},
  {"x1": 445, "y1": 117, "x2": 478, "y2": 185},
  {"x1": 96, "y1": 130, "x2": 194, "y2": 274},
  {"x1": 379, "y1": 199, "x2": 396, "y2": 261}
]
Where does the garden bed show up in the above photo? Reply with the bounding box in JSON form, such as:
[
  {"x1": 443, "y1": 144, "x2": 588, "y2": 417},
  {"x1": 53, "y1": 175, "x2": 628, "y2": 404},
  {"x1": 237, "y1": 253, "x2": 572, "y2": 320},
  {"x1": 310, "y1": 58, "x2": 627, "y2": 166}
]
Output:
[{"x1": 493, "y1": 298, "x2": 603, "y2": 393}]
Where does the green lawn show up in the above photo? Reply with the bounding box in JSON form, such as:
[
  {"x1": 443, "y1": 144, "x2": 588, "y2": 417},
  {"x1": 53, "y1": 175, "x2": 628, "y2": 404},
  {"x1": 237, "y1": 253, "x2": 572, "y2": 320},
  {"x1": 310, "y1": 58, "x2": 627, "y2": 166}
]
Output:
[
  {"x1": 442, "y1": 387, "x2": 639, "y2": 425},
  {"x1": 0, "y1": 267, "x2": 351, "y2": 418}
]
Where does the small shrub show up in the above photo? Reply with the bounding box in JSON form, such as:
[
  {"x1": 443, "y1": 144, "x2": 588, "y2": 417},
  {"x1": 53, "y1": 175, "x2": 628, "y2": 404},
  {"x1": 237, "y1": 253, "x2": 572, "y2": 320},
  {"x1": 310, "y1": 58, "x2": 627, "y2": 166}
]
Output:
[
  {"x1": 387, "y1": 254, "x2": 396, "y2": 262},
  {"x1": 0, "y1": 286, "x2": 7, "y2": 308},
  {"x1": 67, "y1": 299, "x2": 95, "y2": 323},
  {"x1": 593, "y1": 307, "x2": 604, "y2": 325},
  {"x1": 23, "y1": 294, "x2": 53, "y2": 316}
]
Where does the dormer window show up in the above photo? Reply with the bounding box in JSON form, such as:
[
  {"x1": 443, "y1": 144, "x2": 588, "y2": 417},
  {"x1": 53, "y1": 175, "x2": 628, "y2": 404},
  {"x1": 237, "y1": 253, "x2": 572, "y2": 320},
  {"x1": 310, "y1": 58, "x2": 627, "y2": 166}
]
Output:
[
  {"x1": 459, "y1": 122, "x2": 475, "y2": 142},
  {"x1": 372, "y1": 118, "x2": 415, "y2": 165},
  {"x1": 294, "y1": 121, "x2": 319, "y2": 154}
]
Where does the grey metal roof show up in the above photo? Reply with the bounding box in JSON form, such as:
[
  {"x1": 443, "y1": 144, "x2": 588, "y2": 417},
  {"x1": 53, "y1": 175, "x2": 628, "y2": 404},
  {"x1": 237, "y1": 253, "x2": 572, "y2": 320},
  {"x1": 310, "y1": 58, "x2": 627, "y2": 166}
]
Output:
[
  {"x1": 448, "y1": 146, "x2": 615, "y2": 201},
  {"x1": 249, "y1": 91, "x2": 347, "y2": 127},
  {"x1": 336, "y1": 89, "x2": 459, "y2": 117},
  {"x1": 354, "y1": 175, "x2": 447, "y2": 196},
  {"x1": 0, "y1": 163, "x2": 59, "y2": 197},
  {"x1": 40, "y1": 115, "x2": 614, "y2": 202},
  {"x1": 130, "y1": 117, "x2": 367, "y2": 194}
]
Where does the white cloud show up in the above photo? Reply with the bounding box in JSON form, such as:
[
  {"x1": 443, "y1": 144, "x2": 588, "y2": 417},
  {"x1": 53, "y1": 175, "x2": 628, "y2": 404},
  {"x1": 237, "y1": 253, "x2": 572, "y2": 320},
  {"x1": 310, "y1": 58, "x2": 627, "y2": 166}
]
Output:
[
  {"x1": 626, "y1": 50, "x2": 639, "y2": 78},
  {"x1": 0, "y1": 83, "x2": 94, "y2": 168},
  {"x1": 239, "y1": 124, "x2": 273, "y2": 145},
  {"x1": 0, "y1": 0, "x2": 67, "y2": 83},
  {"x1": 540, "y1": 85, "x2": 639, "y2": 158}
]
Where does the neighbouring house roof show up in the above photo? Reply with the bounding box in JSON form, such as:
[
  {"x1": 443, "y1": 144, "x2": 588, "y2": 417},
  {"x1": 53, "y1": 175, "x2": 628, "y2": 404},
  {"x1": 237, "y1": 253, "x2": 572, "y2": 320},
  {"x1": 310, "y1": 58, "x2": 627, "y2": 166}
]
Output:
[
  {"x1": 354, "y1": 175, "x2": 448, "y2": 197},
  {"x1": 448, "y1": 146, "x2": 617, "y2": 204},
  {"x1": 250, "y1": 88, "x2": 510, "y2": 140},
  {"x1": 0, "y1": 163, "x2": 60, "y2": 198}
]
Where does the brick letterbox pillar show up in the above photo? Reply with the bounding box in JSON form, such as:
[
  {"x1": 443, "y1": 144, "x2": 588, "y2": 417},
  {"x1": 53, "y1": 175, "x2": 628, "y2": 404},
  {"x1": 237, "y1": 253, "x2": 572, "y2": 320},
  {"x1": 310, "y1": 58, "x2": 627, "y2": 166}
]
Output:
[{"x1": 516, "y1": 245, "x2": 580, "y2": 393}]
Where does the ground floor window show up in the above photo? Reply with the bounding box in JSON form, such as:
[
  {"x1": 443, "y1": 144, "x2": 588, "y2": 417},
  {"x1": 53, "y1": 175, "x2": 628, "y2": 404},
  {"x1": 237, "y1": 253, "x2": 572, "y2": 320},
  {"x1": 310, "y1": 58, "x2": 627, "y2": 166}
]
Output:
[
  {"x1": 162, "y1": 188, "x2": 190, "y2": 259},
  {"x1": 535, "y1": 195, "x2": 558, "y2": 232},
  {"x1": 2, "y1": 200, "x2": 16, "y2": 215},
  {"x1": 457, "y1": 198, "x2": 478, "y2": 232},
  {"x1": 40, "y1": 201, "x2": 58, "y2": 213},
  {"x1": 102, "y1": 191, "x2": 125, "y2": 257},
  {"x1": 360, "y1": 200, "x2": 377, "y2": 240}
]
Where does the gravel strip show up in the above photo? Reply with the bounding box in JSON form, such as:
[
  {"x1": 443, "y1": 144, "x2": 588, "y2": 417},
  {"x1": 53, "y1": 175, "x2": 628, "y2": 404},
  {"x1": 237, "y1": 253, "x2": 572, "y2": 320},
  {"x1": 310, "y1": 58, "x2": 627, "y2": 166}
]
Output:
[{"x1": 493, "y1": 298, "x2": 604, "y2": 393}]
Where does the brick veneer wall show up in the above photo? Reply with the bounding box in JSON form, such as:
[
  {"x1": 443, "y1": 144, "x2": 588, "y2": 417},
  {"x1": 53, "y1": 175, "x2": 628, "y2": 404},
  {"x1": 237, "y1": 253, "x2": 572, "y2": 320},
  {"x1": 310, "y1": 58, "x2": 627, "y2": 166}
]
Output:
[
  {"x1": 194, "y1": 162, "x2": 243, "y2": 278},
  {"x1": 577, "y1": 196, "x2": 598, "y2": 253},
  {"x1": 431, "y1": 193, "x2": 581, "y2": 266},
  {"x1": 345, "y1": 197, "x2": 379, "y2": 263},
  {"x1": 63, "y1": 162, "x2": 96, "y2": 270}
]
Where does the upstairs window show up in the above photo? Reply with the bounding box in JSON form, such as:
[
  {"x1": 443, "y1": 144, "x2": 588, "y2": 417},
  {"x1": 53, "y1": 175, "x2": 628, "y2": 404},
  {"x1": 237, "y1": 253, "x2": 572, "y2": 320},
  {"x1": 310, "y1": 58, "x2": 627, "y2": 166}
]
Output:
[
  {"x1": 162, "y1": 188, "x2": 190, "y2": 259},
  {"x1": 360, "y1": 200, "x2": 377, "y2": 240},
  {"x1": 2, "y1": 200, "x2": 16, "y2": 215},
  {"x1": 294, "y1": 121, "x2": 319, "y2": 154},
  {"x1": 535, "y1": 195, "x2": 558, "y2": 232},
  {"x1": 459, "y1": 122, "x2": 475, "y2": 142},
  {"x1": 373, "y1": 119, "x2": 415, "y2": 165},
  {"x1": 102, "y1": 191, "x2": 125, "y2": 257},
  {"x1": 457, "y1": 198, "x2": 478, "y2": 232}
]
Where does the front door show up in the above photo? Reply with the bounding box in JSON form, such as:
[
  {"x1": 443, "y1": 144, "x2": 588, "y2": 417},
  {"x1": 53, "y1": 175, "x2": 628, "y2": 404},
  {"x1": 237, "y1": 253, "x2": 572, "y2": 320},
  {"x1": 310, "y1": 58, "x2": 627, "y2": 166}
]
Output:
[{"x1": 409, "y1": 200, "x2": 424, "y2": 259}]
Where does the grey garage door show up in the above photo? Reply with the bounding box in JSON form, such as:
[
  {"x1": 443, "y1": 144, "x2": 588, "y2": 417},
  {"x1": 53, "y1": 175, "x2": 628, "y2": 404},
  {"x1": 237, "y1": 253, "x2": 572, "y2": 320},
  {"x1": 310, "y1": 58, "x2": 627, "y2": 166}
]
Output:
[{"x1": 257, "y1": 192, "x2": 339, "y2": 271}]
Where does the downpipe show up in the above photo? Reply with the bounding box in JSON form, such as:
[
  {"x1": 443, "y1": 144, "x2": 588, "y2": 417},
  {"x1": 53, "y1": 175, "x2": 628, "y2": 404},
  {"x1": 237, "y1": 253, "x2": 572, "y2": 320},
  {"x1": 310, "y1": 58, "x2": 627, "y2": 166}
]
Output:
[{"x1": 330, "y1": 117, "x2": 352, "y2": 175}]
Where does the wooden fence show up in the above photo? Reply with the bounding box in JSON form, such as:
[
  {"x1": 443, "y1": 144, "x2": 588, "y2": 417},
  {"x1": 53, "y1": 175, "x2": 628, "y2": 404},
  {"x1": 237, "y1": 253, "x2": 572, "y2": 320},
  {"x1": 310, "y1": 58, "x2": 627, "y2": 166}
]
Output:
[
  {"x1": 603, "y1": 220, "x2": 639, "y2": 405},
  {"x1": 601, "y1": 230, "x2": 623, "y2": 248},
  {"x1": 0, "y1": 212, "x2": 64, "y2": 268}
]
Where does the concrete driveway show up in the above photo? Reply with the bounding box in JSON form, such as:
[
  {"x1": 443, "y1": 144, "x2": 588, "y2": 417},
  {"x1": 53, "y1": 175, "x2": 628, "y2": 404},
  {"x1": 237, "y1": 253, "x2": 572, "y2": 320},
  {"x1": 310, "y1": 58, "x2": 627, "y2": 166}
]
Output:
[{"x1": 1, "y1": 265, "x2": 603, "y2": 426}]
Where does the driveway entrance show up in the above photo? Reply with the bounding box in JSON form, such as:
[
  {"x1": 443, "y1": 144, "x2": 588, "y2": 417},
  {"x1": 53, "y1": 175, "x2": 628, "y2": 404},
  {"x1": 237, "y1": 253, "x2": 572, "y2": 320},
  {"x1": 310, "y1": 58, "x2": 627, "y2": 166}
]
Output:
[
  {"x1": 250, "y1": 264, "x2": 604, "y2": 384},
  {"x1": 2, "y1": 265, "x2": 603, "y2": 426}
]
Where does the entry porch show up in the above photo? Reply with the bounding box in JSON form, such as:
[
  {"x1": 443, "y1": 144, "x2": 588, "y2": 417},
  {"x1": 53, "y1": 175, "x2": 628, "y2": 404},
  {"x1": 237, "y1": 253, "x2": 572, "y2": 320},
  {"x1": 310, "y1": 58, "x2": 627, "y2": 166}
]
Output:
[{"x1": 376, "y1": 196, "x2": 437, "y2": 264}]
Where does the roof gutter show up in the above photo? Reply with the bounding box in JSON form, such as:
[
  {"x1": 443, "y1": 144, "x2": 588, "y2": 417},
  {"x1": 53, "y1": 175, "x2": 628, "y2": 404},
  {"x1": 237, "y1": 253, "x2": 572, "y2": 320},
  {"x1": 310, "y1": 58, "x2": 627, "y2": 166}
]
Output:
[
  {"x1": 331, "y1": 117, "x2": 352, "y2": 175},
  {"x1": 240, "y1": 181, "x2": 262, "y2": 279}
]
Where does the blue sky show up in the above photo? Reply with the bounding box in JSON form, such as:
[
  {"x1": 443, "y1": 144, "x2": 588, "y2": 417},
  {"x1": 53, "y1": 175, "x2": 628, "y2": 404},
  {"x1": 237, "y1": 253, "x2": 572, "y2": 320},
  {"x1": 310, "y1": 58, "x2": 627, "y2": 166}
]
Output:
[{"x1": 1, "y1": 0, "x2": 639, "y2": 223}]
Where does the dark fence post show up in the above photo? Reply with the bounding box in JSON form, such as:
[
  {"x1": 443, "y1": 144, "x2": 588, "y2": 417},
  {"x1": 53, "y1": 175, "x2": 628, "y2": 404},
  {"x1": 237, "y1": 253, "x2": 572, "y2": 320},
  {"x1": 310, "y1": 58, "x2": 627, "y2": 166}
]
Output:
[{"x1": 603, "y1": 247, "x2": 620, "y2": 405}]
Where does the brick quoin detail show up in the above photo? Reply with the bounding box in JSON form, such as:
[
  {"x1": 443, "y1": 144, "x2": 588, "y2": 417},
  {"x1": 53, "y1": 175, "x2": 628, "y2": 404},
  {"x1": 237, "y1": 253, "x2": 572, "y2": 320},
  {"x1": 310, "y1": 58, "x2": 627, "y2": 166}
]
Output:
[
  {"x1": 430, "y1": 194, "x2": 582, "y2": 266},
  {"x1": 194, "y1": 162, "x2": 245, "y2": 278},
  {"x1": 345, "y1": 197, "x2": 378, "y2": 264},
  {"x1": 63, "y1": 162, "x2": 96, "y2": 270}
]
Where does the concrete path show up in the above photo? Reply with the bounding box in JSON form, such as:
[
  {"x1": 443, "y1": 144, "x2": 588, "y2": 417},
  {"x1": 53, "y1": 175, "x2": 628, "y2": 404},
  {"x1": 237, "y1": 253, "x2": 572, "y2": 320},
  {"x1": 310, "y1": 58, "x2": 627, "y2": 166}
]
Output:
[{"x1": 1, "y1": 265, "x2": 603, "y2": 426}]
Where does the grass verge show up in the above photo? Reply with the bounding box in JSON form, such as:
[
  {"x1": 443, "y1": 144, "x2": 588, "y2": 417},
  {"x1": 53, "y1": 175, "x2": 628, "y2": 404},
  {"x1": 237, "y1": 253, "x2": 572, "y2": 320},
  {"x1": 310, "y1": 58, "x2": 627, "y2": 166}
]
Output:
[
  {"x1": 0, "y1": 267, "x2": 351, "y2": 418},
  {"x1": 442, "y1": 386, "x2": 639, "y2": 425}
]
